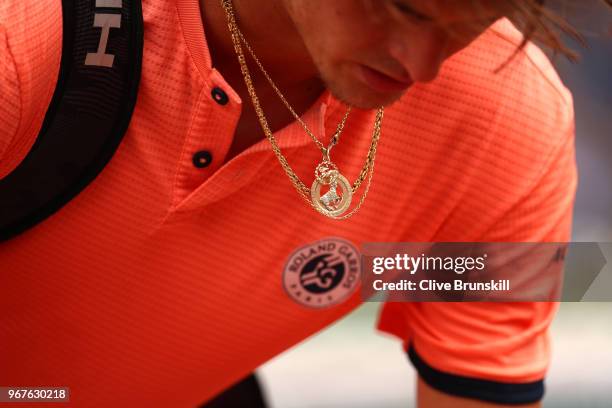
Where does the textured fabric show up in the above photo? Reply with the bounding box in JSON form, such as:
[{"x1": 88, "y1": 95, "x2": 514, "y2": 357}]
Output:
[
  {"x1": 0, "y1": 0, "x2": 62, "y2": 179},
  {"x1": 0, "y1": 0, "x2": 576, "y2": 407}
]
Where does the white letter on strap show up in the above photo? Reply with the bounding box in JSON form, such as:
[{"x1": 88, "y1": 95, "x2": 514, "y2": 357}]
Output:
[{"x1": 85, "y1": 0, "x2": 122, "y2": 67}]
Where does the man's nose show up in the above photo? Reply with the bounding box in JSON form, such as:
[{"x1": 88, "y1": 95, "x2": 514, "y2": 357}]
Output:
[{"x1": 388, "y1": 26, "x2": 450, "y2": 83}]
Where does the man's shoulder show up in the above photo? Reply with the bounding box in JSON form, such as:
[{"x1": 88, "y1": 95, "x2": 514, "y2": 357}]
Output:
[
  {"x1": 381, "y1": 18, "x2": 575, "y2": 213},
  {"x1": 459, "y1": 17, "x2": 573, "y2": 146},
  {"x1": 387, "y1": 18, "x2": 573, "y2": 160},
  {"x1": 440, "y1": 17, "x2": 571, "y2": 102}
]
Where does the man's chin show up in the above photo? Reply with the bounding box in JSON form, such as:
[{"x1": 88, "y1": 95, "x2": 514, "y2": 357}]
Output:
[
  {"x1": 318, "y1": 67, "x2": 410, "y2": 109},
  {"x1": 328, "y1": 84, "x2": 408, "y2": 110}
]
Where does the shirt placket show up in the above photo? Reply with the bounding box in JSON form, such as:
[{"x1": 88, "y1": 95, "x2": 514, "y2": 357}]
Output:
[{"x1": 165, "y1": 73, "x2": 337, "y2": 223}]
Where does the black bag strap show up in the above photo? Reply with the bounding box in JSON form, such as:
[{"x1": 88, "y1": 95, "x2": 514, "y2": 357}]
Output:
[{"x1": 0, "y1": 0, "x2": 144, "y2": 241}]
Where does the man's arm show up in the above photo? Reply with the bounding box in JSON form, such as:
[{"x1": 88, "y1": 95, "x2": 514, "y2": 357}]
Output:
[
  {"x1": 377, "y1": 44, "x2": 578, "y2": 406},
  {"x1": 415, "y1": 87, "x2": 576, "y2": 407}
]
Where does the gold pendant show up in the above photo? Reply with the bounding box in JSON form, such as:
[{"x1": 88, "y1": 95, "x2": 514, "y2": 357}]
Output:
[{"x1": 311, "y1": 161, "x2": 352, "y2": 217}]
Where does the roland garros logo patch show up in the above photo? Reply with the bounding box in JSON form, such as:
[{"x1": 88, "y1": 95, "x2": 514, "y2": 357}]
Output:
[{"x1": 283, "y1": 237, "x2": 361, "y2": 308}]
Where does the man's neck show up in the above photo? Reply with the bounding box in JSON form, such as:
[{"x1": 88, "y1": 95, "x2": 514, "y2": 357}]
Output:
[
  {"x1": 199, "y1": 0, "x2": 319, "y2": 89},
  {"x1": 199, "y1": 0, "x2": 328, "y2": 162}
]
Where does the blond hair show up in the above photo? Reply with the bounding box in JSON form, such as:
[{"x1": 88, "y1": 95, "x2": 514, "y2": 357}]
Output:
[{"x1": 499, "y1": 0, "x2": 611, "y2": 62}]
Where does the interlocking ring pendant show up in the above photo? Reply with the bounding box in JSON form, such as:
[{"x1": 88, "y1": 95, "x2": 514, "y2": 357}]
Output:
[{"x1": 310, "y1": 161, "x2": 353, "y2": 217}]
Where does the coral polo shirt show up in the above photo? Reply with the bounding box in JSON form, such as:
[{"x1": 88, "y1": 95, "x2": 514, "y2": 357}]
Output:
[{"x1": 1, "y1": 0, "x2": 577, "y2": 406}]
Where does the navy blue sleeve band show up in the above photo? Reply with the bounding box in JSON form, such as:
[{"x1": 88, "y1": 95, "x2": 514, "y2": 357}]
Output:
[{"x1": 407, "y1": 343, "x2": 545, "y2": 405}]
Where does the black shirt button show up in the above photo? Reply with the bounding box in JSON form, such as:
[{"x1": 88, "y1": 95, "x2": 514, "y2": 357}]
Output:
[
  {"x1": 192, "y1": 150, "x2": 213, "y2": 168},
  {"x1": 211, "y1": 87, "x2": 229, "y2": 105}
]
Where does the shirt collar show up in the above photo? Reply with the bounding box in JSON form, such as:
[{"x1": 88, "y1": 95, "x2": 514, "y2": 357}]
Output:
[{"x1": 176, "y1": 0, "x2": 345, "y2": 152}]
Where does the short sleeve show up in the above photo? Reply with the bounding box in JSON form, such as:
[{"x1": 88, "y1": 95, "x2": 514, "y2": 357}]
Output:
[{"x1": 376, "y1": 70, "x2": 578, "y2": 405}]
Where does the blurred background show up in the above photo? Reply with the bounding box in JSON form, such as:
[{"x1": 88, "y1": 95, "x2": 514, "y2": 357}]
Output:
[{"x1": 257, "y1": 2, "x2": 612, "y2": 407}]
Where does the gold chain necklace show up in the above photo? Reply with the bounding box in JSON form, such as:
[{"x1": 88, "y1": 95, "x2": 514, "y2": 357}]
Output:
[{"x1": 220, "y1": 0, "x2": 384, "y2": 219}]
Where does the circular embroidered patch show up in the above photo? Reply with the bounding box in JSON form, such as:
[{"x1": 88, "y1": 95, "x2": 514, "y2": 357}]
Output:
[{"x1": 283, "y1": 237, "x2": 361, "y2": 308}]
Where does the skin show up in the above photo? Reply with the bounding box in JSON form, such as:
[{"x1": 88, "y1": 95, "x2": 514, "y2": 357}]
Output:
[
  {"x1": 199, "y1": 3, "x2": 542, "y2": 405},
  {"x1": 201, "y1": 0, "x2": 509, "y2": 109},
  {"x1": 201, "y1": 0, "x2": 513, "y2": 161}
]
